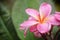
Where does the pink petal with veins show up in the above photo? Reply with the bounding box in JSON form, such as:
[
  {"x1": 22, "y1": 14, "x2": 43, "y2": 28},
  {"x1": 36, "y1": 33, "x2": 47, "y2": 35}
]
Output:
[
  {"x1": 34, "y1": 31, "x2": 41, "y2": 37},
  {"x1": 39, "y1": 2, "x2": 52, "y2": 18},
  {"x1": 48, "y1": 15, "x2": 60, "y2": 25},
  {"x1": 25, "y1": 8, "x2": 40, "y2": 20},
  {"x1": 37, "y1": 23, "x2": 51, "y2": 33},
  {"x1": 30, "y1": 25, "x2": 37, "y2": 32},
  {"x1": 55, "y1": 12, "x2": 60, "y2": 21}
]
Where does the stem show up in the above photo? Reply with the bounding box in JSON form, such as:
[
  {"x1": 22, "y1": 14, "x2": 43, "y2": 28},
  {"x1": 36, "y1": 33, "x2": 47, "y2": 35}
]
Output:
[
  {"x1": 40, "y1": 33, "x2": 48, "y2": 40},
  {"x1": 46, "y1": 25, "x2": 53, "y2": 40},
  {"x1": 39, "y1": 25, "x2": 54, "y2": 40},
  {"x1": 49, "y1": 25, "x2": 53, "y2": 40},
  {"x1": 49, "y1": 25, "x2": 53, "y2": 35}
]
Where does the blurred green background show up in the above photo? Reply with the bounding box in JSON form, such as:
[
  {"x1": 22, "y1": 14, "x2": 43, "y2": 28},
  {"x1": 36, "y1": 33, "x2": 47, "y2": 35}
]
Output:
[{"x1": 0, "y1": 0, "x2": 60, "y2": 40}]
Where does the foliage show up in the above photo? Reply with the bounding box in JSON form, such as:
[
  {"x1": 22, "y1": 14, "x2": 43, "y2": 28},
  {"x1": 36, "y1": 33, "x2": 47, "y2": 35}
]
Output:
[{"x1": 0, "y1": 0, "x2": 60, "y2": 40}]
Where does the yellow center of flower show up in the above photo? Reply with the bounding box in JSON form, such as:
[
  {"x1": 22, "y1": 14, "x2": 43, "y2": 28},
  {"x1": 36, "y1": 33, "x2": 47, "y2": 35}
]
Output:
[{"x1": 38, "y1": 16, "x2": 48, "y2": 24}]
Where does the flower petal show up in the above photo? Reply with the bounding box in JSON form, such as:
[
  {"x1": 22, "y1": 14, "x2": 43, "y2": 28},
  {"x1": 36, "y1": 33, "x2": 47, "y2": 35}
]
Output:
[
  {"x1": 39, "y1": 2, "x2": 52, "y2": 19},
  {"x1": 25, "y1": 8, "x2": 39, "y2": 20},
  {"x1": 48, "y1": 15, "x2": 60, "y2": 25},
  {"x1": 30, "y1": 25, "x2": 37, "y2": 32},
  {"x1": 28, "y1": 16, "x2": 36, "y2": 20},
  {"x1": 20, "y1": 20, "x2": 38, "y2": 37},
  {"x1": 37, "y1": 23, "x2": 51, "y2": 33},
  {"x1": 20, "y1": 20, "x2": 38, "y2": 30},
  {"x1": 24, "y1": 28, "x2": 28, "y2": 38},
  {"x1": 34, "y1": 31, "x2": 41, "y2": 37},
  {"x1": 55, "y1": 12, "x2": 60, "y2": 21}
]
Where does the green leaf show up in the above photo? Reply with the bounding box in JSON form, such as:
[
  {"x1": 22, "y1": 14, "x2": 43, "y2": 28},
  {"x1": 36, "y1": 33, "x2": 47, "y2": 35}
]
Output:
[
  {"x1": 0, "y1": 17, "x2": 13, "y2": 40},
  {"x1": 0, "y1": 3, "x2": 20, "y2": 40},
  {"x1": 52, "y1": 26, "x2": 59, "y2": 37}
]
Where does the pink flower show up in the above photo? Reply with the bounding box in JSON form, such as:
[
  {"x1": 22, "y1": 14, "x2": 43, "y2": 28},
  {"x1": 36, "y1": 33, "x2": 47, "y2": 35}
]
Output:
[
  {"x1": 20, "y1": 2, "x2": 60, "y2": 37},
  {"x1": 55, "y1": 12, "x2": 60, "y2": 22}
]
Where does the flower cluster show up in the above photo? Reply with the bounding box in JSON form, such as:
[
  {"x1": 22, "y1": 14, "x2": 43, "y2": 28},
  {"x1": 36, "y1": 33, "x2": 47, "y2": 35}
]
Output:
[{"x1": 20, "y1": 2, "x2": 60, "y2": 38}]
